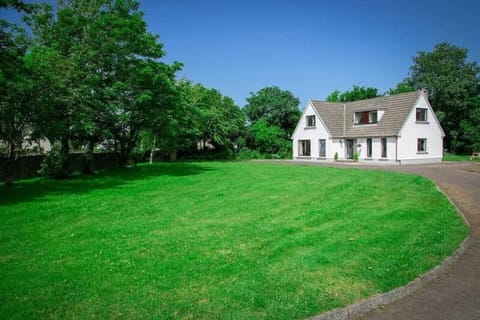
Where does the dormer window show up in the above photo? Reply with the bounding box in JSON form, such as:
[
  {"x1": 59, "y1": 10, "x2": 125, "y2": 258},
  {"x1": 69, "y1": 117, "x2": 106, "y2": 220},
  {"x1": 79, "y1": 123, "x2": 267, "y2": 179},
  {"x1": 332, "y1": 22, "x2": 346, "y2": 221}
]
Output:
[
  {"x1": 416, "y1": 108, "x2": 428, "y2": 122},
  {"x1": 354, "y1": 110, "x2": 378, "y2": 125},
  {"x1": 306, "y1": 115, "x2": 316, "y2": 127}
]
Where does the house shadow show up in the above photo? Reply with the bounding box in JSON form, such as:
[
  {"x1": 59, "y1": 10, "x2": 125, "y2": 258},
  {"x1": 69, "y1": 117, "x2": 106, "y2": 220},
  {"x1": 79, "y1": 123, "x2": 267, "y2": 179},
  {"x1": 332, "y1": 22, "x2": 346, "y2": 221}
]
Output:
[{"x1": 0, "y1": 162, "x2": 214, "y2": 206}]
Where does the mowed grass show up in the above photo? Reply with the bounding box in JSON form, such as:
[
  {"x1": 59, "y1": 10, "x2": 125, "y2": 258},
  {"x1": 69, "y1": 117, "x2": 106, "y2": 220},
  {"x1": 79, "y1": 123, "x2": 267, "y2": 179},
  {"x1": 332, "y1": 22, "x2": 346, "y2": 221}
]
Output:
[
  {"x1": 0, "y1": 162, "x2": 468, "y2": 319},
  {"x1": 443, "y1": 153, "x2": 479, "y2": 161}
]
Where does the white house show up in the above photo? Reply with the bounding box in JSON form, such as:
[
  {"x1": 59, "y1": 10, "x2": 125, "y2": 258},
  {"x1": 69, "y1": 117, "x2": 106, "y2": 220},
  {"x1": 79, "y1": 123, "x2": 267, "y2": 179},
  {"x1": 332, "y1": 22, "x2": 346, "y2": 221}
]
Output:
[{"x1": 291, "y1": 90, "x2": 445, "y2": 164}]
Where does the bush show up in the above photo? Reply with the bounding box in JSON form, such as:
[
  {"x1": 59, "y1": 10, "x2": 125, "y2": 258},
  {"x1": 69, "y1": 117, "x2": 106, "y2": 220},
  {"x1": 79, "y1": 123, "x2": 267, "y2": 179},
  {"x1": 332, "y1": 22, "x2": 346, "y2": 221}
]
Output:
[
  {"x1": 353, "y1": 152, "x2": 359, "y2": 162},
  {"x1": 38, "y1": 148, "x2": 69, "y2": 179},
  {"x1": 236, "y1": 148, "x2": 263, "y2": 160},
  {"x1": 334, "y1": 152, "x2": 339, "y2": 161}
]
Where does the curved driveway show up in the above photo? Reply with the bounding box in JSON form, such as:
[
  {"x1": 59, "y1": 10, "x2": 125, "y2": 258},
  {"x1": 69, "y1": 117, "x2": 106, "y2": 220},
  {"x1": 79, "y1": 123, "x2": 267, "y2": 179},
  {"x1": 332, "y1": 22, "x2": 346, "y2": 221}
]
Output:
[{"x1": 358, "y1": 162, "x2": 480, "y2": 320}]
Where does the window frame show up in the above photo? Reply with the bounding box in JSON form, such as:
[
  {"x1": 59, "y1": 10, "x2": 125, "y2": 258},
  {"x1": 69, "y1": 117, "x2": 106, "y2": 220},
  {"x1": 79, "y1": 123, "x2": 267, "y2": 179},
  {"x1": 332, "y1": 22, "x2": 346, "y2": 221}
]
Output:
[
  {"x1": 417, "y1": 138, "x2": 427, "y2": 153},
  {"x1": 381, "y1": 137, "x2": 387, "y2": 158},
  {"x1": 306, "y1": 115, "x2": 316, "y2": 128},
  {"x1": 354, "y1": 110, "x2": 378, "y2": 125},
  {"x1": 298, "y1": 140, "x2": 311, "y2": 156},
  {"x1": 416, "y1": 108, "x2": 428, "y2": 122},
  {"x1": 319, "y1": 139, "x2": 326, "y2": 157}
]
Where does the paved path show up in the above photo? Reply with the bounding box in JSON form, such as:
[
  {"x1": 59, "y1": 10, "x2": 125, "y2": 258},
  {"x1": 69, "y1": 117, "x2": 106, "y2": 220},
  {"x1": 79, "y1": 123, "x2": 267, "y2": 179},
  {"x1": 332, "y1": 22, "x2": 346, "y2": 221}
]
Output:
[{"x1": 283, "y1": 161, "x2": 480, "y2": 320}]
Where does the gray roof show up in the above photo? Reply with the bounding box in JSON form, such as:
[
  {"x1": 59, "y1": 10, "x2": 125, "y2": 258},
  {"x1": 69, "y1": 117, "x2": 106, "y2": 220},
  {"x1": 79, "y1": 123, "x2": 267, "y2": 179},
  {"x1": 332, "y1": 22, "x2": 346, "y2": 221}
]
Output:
[{"x1": 311, "y1": 91, "x2": 422, "y2": 138}]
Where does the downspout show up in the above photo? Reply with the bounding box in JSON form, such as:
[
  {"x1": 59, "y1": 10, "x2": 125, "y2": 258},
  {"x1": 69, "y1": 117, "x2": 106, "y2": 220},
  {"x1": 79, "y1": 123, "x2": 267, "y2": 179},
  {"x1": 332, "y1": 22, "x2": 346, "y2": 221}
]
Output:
[
  {"x1": 343, "y1": 104, "x2": 346, "y2": 159},
  {"x1": 395, "y1": 136, "x2": 400, "y2": 164}
]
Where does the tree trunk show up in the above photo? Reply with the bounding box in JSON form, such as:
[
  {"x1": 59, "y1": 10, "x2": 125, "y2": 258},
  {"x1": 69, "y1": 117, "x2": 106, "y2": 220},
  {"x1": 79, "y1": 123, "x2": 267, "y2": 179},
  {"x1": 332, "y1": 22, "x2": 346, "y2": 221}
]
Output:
[
  {"x1": 169, "y1": 150, "x2": 177, "y2": 161},
  {"x1": 3, "y1": 142, "x2": 18, "y2": 186},
  {"x1": 3, "y1": 144, "x2": 16, "y2": 186},
  {"x1": 118, "y1": 140, "x2": 131, "y2": 167},
  {"x1": 83, "y1": 139, "x2": 95, "y2": 174},
  {"x1": 60, "y1": 136, "x2": 70, "y2": 177},
  {"x1": 149, "y1": 136, "x2": 156, "y2": 164}
]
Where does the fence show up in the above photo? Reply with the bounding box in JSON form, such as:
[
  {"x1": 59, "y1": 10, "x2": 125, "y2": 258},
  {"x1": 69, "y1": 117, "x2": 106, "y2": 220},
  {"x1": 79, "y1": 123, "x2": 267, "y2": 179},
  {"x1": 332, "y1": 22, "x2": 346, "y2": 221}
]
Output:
[{"x1": 0, "y1": 153, "x2": 121, "y2": 181}]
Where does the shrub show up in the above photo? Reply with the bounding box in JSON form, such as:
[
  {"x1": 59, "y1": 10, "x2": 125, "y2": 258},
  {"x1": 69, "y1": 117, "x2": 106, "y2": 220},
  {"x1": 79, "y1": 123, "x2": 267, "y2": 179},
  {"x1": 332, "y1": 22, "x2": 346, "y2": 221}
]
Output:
[
  {"x1": 334, "y1": 152, "x2": 339, "y2": 161},
  {"x1": 38, "y1": 148, "x2": 69, "y2": 179},
  {"x1": 236, "y1": 148, "x2": 263, "y2": 160},
  {"x1": 353, "y1": 152, "x2": 359, "y2": 162}
]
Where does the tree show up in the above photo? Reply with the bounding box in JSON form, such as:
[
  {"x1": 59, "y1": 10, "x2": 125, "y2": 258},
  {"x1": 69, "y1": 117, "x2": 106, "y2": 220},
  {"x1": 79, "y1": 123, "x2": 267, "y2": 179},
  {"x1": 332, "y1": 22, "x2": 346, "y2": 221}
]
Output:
[
  {"x1": 325, "y1": 90, "x2": 341, "y2": 102},
  {"x1": 150, "y1": 80, "x2": 245, "y2": 161},
  {"x1": 404, "y1": 43, "x2": 480, "y2": 153},
  {"x1": 193, "y1": 85, "x2": 245, "y2": 151},
  {"x1": 0, "y1": 3, "x2": 37, "y2": 184},
  {"x1": 244, "y1": 86, "x2": 300, "y2": 136},
  {"x1": 29, "y1": 0, "x2": 181, "y2": 169},
  {"x1": 387, "y1": 82, "x2": 416, "y2": 95},
  {"x1": 247, "y1": 119, "x2": 286, "y2": 154},
  {"x1": 326, "y1": 85, "x2": 381, "y2": 102},
  {"x1": 153, "y1": 79, "x2": 202, "y2": 160}
]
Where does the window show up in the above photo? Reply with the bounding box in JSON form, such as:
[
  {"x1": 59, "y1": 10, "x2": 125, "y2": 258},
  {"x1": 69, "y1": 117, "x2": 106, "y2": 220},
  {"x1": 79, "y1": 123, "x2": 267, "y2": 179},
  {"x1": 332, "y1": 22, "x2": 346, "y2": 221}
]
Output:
[
  {"x1": 319, "y1": 139, "x2": 326, "y2": 157},
  {"x1": 417, "y1": 138, "x2": 427, "y2": 152},
  {"x1": 416, "y1": 108, "x2": 428, "y2": 122},
  {"x1": 306, "y1": 115, "x2": 316, "y2": 127},
  {"x1": 381, "y1": 138, "x2": 387, "y2": 158},
  {"x1": 298, "y1": 140, "x2": 311, "y2": 156},
  {"x1": 366, "y1": 138, "x2": 372, "y2": 158},
  {"x1": 354, "y1": 110, "x2": 378, "y2": 125}
]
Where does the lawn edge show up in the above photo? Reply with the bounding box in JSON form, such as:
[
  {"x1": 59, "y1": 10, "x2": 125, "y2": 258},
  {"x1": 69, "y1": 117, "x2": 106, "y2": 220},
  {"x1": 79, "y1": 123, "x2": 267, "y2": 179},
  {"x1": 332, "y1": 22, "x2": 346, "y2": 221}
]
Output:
[{"x1": 308, "y1": 180, "x2": 472, "y2": 320}]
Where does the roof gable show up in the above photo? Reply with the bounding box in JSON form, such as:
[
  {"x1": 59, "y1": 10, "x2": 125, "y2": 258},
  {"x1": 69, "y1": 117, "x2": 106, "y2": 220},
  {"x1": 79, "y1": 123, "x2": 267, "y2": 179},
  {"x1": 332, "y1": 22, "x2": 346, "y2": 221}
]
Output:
[
  {"x1": 291, "y1": 101, "x2": 332, "y2": 138},
  {"x1": 311, "y1": 91, "x2": 423, "y2": 138}
]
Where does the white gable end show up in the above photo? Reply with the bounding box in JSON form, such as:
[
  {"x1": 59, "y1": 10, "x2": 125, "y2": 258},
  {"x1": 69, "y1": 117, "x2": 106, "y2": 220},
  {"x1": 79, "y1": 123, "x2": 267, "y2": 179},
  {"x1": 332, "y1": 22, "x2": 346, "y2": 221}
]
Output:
[
  {"x1": 292, "y1": 102, "x2": 332, "y2": 158},
  {"x1": 397, "y1": 93, "x2": 444, "y2": 162}
]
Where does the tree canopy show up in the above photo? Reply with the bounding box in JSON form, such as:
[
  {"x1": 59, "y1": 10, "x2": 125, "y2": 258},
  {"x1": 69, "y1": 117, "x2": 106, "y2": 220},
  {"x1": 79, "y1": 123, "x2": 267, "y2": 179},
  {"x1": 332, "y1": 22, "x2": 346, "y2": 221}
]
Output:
[
  {"x1": 244, "y1": 86, "x2": 300, "y2": 136},
  {"x1": 326, "y1": 85, "x2": 381, "y2": 102},
  {"x1": 403, "y1": 42, "x2": 480, "y2": 153}
]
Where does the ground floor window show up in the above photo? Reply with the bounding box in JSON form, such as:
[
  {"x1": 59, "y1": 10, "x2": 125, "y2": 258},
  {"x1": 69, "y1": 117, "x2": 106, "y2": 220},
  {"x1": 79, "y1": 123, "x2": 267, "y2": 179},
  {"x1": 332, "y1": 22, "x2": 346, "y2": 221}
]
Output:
[
  {"x1": 417, "y1": 138, "x2": 427, "y2": 152},
  {"x1": 298, "y1": 140, "x2": 311, "y2": 156},
  {"x1": 381, "y1": 138, "x2": 387, "y2": 158},
  {"x1": 319, "y1": 139, "x2": 326, "y2": 157},
  {"x1": 366, "y1": 138, "x2": 372, "y2": 158}
]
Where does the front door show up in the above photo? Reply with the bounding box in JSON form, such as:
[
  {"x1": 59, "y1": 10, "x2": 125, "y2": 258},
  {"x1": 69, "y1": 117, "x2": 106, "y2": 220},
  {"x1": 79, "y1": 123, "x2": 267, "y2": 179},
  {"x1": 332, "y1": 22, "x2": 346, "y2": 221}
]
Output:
[{"x1": 346, "y1": 139, "x2": 355, "y2": 159}]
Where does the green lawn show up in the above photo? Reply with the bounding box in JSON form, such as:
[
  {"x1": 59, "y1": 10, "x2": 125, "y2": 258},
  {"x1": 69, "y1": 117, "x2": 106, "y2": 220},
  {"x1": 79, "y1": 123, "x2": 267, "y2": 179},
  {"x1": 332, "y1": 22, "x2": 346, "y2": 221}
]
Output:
[
  {"x1": 443, "y1": 153, "x2": 479, "y2": 161},
  {"x1": 0, "y1": 162, "x2": 468, "y2": 319}
]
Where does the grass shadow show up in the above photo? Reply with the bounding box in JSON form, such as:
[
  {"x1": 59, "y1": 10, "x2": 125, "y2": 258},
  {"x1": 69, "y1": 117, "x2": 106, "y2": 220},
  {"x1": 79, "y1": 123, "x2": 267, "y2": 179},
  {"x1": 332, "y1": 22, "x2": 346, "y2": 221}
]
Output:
[{"x1": 0, "y1": 162, "x2": 214, "y2": 206}]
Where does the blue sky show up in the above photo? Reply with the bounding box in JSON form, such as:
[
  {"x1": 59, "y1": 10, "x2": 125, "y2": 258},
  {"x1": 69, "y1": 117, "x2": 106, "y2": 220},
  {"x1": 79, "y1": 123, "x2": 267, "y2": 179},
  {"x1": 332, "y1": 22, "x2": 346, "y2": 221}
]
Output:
[
  {"x1": 2, "y1": 0, "x2": 479, "y2": 108},
  {"x1": 140, "y1": 0, "x2": 480, "y2": 108}
]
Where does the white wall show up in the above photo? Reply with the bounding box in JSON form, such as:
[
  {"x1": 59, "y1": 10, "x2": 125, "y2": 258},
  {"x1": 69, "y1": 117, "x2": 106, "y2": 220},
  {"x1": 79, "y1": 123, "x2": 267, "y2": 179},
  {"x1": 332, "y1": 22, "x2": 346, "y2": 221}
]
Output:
[
  {"x1": 398, "y1": 94, "x2": 443, "y2": 163},
  {"x1": 353, "y1": 137, "x2": 397, "y2": 162},
  {"x1": 292, "y1": 103, "x2": 330, "y2": 159}
]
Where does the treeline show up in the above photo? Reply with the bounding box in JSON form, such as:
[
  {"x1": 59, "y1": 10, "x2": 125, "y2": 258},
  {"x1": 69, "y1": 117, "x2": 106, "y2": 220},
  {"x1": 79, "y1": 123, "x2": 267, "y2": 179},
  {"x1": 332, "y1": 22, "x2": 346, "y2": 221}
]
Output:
[
  {"x1": 0, "y1": 0, "x2": 301, "y2": 185},
  {"x1": 1, "y1": 1, "x2": 478, "y2": 186}
]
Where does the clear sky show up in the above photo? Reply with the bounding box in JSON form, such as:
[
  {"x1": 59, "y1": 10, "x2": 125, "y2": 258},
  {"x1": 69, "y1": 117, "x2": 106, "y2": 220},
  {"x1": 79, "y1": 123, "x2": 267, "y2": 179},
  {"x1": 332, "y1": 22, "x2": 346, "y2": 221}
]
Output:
[
  {"x1": 139, "y1": 0, "x2": 480, "y2": 108},
  {"x1": 2, "y1": 0, "x2": 479, "y2": 108}
]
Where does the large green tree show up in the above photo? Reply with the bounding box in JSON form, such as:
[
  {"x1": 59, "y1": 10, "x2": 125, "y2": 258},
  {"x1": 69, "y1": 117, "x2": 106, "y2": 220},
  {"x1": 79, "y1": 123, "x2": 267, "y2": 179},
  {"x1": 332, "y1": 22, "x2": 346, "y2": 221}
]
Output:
[
  {"x1": 403, "y1": 43, "x2": 480, "y2": 153},
  {"x1": 387, "y1": 83, "x2": 416, "y2": 96},
  {"x1": 149, "y1": 80, "x2": 245, "y2": 161},
  {"x1": 0, "y1": 1, "x2": 38, "y2": 184},
  {"x1": 29, "y1": 0, "x2": 180, "y2": 169},
  {"x1": 326, "y1": 85, "x2": 381, "y2": 102},
  {"x1": 244, "y1": 86, "x2": 300, "y2": 136}
]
